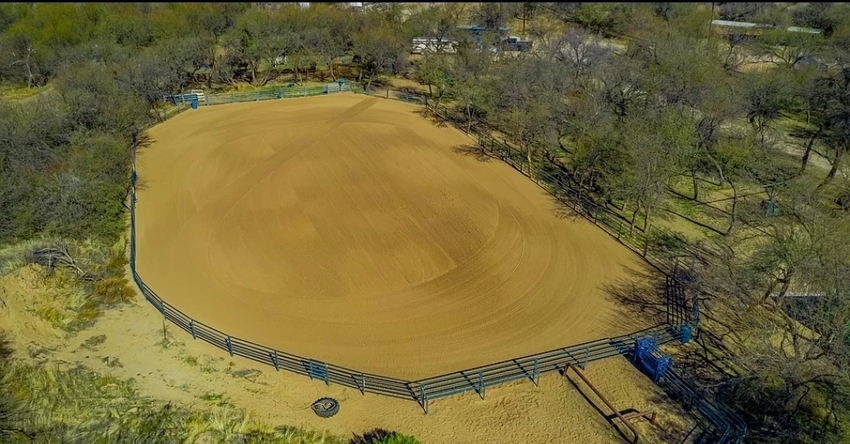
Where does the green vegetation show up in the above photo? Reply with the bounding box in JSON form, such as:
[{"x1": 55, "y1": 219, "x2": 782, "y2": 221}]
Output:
[
  {"x1": 350, "y1": 429, "x2": 422, "y2": 444},
  {"x1": 2, "y1": 2, "x2": 850, "y2": 443},
  {"x1": 410, "y1": 3, "x2": 850, "y2": 443}
]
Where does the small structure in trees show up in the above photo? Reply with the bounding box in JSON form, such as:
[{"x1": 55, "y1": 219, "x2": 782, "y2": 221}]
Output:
[{"x1": 760, "y1": 182, "x2": 784, "y2": 217}]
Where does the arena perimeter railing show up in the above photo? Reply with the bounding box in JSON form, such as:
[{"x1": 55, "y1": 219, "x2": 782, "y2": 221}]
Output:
[
  {"x1": 130, "y1": 87, "x2": 744, "y2": 443},
  {"x1": 353, "y1": 85, "x2": 746, "y2": 443},
  {"x1": 148, "y1": 83, "x2": 352, "y2": 125}
]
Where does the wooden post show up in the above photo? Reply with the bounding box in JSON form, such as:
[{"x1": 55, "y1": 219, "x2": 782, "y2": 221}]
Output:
[
  {"x1": 360, "y1": 373, "x2": 366, "y2": 395},
  {"x1": 324, "y1": 362, "x2": 329, "y2": 385},
  {"x1": 189, "y1": 319, "x2": 196, "y2": 340},
  {"x1": 226, "y1": 336, "x2": 233, "y2": 357},
  {"x1": 618, "y1": 220, "x2": 623, "y2": 240},
  {"x1": 272, "y1": 351, "x2": 279, "y2": 371},
  {"x1": 643, "y1": 228, "x2": 651, "y2": 257},
  {"x1": 162, "y1": 320, "x2": 168, "y2": 344}
]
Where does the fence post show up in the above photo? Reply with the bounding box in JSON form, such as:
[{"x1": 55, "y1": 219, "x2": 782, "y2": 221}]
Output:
[
  {"x1": 226, "y1": 336, "x2": 233, "y2": 357},
  {"x1": 386, "y1": 89, "x2": 389, "y2": 99},
  {"x1": 633, "y1": 337, "x2": 640, "y2": 364},
  {"x1": 278, "y1": 87, "x2": 283, "y2": 99},
  {"x1": 360, "y1": 373, "x2": 366, "y2": 395},
  {"x1": 189, "y1": 319, "x2": 196, "y2": 340},
  {"x1": 479, "y1": 370, "x2": 485, "y2": 400},
  {"x1": 255, "y1": 91, "x2": 260, "y2": 101},
  {"x1": 583, "y1": 345, "x2": 589, "y2": 370},
  {"x1": 230, "y1": 93, "x2": 234, "y2": 103},
  {"x1": 643, "y1": 227, "x2": 651, "y2": 257},
  {"x1": 420, "y1": 384, "x2": 428, "y2": 414},
  {"x1": 533, "y1": 357, "x2": 539, "y2": 386},
  {"x1": 272, "y1": 350, "x2": 279, "y2": 371},
  {"x1": 617, "y1": 220, "x2": 623, "y2": 240},
  {"x1": 303, "y1": 87, "x2": 307, "y2": 97}
]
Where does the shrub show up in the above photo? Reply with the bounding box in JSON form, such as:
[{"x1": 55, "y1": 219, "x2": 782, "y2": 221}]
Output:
[{"x1": 350, "y1": 429, "x2": 421, "y2": 444}]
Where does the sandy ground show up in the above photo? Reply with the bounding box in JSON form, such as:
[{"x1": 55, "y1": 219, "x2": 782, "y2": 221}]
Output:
[
  {"x1": 0, "y1": 266, "x2": 696, "y2": 443},
  {"x1": 135, "y1": 93, "x2": 654, "y2": 380},
  {"x1": 0, "y1": 93, "x2": 700, "y2": 443}
]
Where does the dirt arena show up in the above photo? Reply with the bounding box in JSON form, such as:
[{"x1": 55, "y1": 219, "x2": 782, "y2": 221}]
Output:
[{"x1": 135, "y1": 93, "x2": 654, "y2": 380}]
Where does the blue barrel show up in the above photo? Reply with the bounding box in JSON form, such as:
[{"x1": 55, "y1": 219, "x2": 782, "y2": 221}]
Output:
[{"x1": 190, "y1": 98, "x2": 199, "y2": 109}]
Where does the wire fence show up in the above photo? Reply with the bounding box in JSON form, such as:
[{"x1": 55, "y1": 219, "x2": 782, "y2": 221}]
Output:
[{"x1": 128, "y1": 87, "x2": 744, "y2": 442}]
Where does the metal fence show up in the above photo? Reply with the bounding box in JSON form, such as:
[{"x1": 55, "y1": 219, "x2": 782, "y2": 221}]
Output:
[
  {"x1": 129, "y1": 88, "x2": 744, "y2": 442},
  {"x1": 128, "y1": 126, "x2": 684, "y2": 406},
  {"x1": 149, "y1": 84, "x2": 353, "y2": 126},
  {"x1": 201, "y1": 84, "x2": 351, "y2": 106},
  {"x1": 352, "y1": 86, "x2": 746, "y2": 443}
]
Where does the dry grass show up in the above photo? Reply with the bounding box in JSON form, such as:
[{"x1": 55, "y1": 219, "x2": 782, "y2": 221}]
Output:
[
  {"x1": 0, "y1": 84, "x2": 53, "y2": 102},
  {"x1": 0, "y1": 359, "x2": 347, "y2": 444}
]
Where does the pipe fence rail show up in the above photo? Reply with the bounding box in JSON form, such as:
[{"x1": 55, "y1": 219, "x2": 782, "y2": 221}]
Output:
[
  {"x1": 148, "y1": 83, "x2": 353, "y2": 127},
  {"x1": 128, "y1": 87, "x2": 744, "y2": 443},
  {"x1": 352, "y1": 86, "x2": 745, "y2": 443}
]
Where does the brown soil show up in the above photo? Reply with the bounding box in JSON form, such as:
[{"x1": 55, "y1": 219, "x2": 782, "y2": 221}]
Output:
[
  {"x1": 136, "y1": 94, "x2": 655, "y2": 380},
  {"x1": 38, "y1": 290, "x2": 695, "y2": 444},
  {"x1": 1, "y1": 93, "x2": 699, "y2": 443}
]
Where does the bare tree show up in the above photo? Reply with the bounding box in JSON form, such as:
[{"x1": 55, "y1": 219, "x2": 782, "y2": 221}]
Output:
[{"x1": 548, "y1": 27, "x2": 610, "y2": 81}]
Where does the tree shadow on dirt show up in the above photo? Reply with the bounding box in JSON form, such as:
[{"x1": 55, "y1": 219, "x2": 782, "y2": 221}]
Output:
[
  {"x1": 451, "y1": 144, "x2": 493, "y2": 162},
  {"x1": 641, "y1": 391, "x2": 703, "y2": 444},
  {"x1": 664, "y1": 326, "x2": 742, "y2": 384},
  {"x1": 600, "y1": 265, "x2": 669, "y2": 333},
  {"x1": 551, "y1": 195, "x2": 588, "y2": 223},
  {"x1": 414, "y1": 106, "x2": 449, "y2": 129}
]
